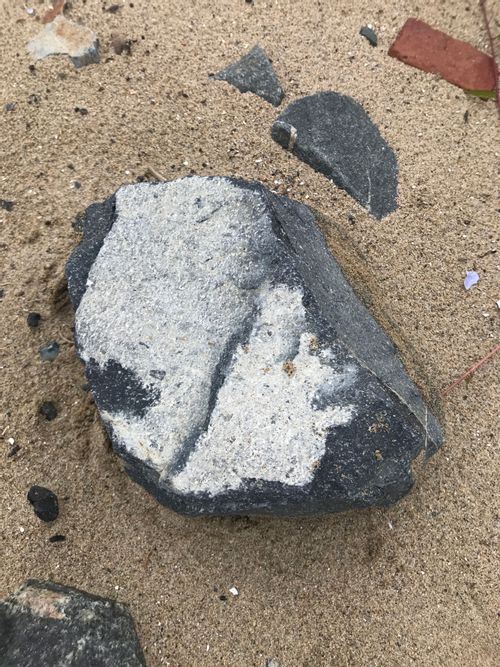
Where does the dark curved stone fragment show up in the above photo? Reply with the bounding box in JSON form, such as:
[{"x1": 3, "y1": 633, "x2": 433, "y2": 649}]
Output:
[
  {"x1": 271, "y1": 92, "x2": 398, "y2": 219},
  {"x1": 0, "y1": 580, "x2": 145, "y2": 667},
  {"x1": 213, "y1": 45, "x2": 284, "y2": 106}
]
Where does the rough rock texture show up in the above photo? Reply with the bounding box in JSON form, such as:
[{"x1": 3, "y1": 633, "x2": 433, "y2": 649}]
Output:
[
  {"x1": 271, "y1": 92, "x2": 398, "y2": 219},
  {"x1": 0, "y1": 580, "x2": 145, "y2": 667},
  {"x1": 27, "y1": 485, "x2": 59, "y2": 522},
  {"x1": 388, "y1": 18, "x2": 497, "y2": 92},
  {"x1": 212, "y1": 45, "x2": 284, "y2": 106},
  {"x1": 27, "y1": 16, "x2": 100, "y2": 68},
  {"x1": 66, "y1": 176, "x2": 442, "y2": 516}
]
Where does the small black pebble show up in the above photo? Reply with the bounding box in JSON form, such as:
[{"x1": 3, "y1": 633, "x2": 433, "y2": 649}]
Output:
[
  {"x1": 7, "y1": 444, "x2": 21, "y2": 457},
  {"x1": 4, "y1": 102, "x2": 16, "y2": 112},
  {"x1": 0, "y1": 199, "x2": 15, "y2": 211},
  {"x1": 27, "y1": 485, "x2": 59, "y2": 522},
  {"x1": 27, "y1": 312, "x2": 41, "y2": 328},
  {"x1": 360, "y1": 26, "x2": 378, "y2": 47},
  {"x1": 29, "y1": 64, "x2": 36, "y2": 74},
  {"x1": 74, "y1": 107, "x2": 89, "y2": 115},
  {"x1": 219, "y1": 595, "x2": 227, "y2": 601},
  {"x1": 464, "y1": 110, "x2": 469, "y2": 123},
  {"x1": 0, "y1": 289, "x2": 4, "y2": 299},
  {"x1": 39, "y1": 401, "x2": 58, "y2": 421},
  {"x1": 49, "y1": 534, "x2": 66, "y2": 543},
  {"x1": 73, "y1": 181, "x2": 82, "y2": 189},
  {"x1": 104, "y1": 3, "x2": 121, "y2": 12}
]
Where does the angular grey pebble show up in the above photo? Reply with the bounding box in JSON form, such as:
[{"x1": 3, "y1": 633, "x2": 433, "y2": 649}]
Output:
[
  {"x1": 39, "y1": 341, "x2": 60, "y2": 361},
  {"x1": 212, "y1": 44, "x2": 284, "y2": 106},
  {"x1": 39, "y1": 401, "x2": 58, "y2": 421},
  {"x1": 0, "y1": 580, "x2": 146, "y2": 666},
  {"x1": 66, "y1": 176, "x2": 442, "y2": 516},
  {"x1": 360, "y1": 26, "x2": 378, "y2": 47},
  {"x1": 271, "y1": 91, "x2": 398, "y2": 219}
]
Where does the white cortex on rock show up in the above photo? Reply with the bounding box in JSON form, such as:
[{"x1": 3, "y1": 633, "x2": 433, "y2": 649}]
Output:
[{"x1": 171, "y1": 285, "x2": 356, "y2": 495}]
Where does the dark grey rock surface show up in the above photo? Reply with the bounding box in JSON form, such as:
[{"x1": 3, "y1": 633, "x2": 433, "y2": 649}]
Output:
[
  {"x1": 0, "y1": 580, "x2": 145, "y2": 667},
  {"x1": 66, "y1": 176, "x2": 441, "y2": 517},
  {"x1": 27, "y1": 486, "x2": 59, "y2": 522},
  {"x1": 360, "y1": 26, "x2": 378, "y2": 46},
  {"x1": 213, "y1": 45, "x2": 284, "y2": 106},
  {"x1": 271, "y1": 92, "x2": 398, "y2": 219}
]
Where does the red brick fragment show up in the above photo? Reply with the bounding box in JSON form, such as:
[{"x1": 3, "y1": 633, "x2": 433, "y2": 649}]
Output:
[{"x1": 388, "y1": 18, "x2": 497, "y2": 92}]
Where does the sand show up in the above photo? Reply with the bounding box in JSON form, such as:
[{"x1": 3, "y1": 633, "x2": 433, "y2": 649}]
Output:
[{"x1": 0, "y1": 1, "x2": 498, "y2": 665}]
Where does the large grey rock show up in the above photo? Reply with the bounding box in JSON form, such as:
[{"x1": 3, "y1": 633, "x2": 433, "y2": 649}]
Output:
[
  {"x1": 0, "y1": 580, "x2": 145, "y2": 667},
  {"x1": 212, "y1": 45, "x2": 284, "y2": 106},
  {"x1": 271, "y1": 92, "x2": 398, "y2": 219},
  {"x1": 66, "y1": 176, "x2": 442, "y2": 516}
]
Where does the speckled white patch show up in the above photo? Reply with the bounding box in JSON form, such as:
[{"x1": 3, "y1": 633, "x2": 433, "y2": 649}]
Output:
[
  {"x1": 75, "y1": 177, "x2": 356, "y2": 494},
  {"x1": 172, "y1": 286, "x2": 355, "y2": 495},
  {"x1": 76, "y1": 177, "x2": 274, "y2": 472}
]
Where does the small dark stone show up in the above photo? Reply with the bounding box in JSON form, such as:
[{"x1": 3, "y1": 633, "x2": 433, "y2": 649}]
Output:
[
  {"x1": 360, "y1": 26, "x2": 378, "y2": 47},
  {"x1": 74, "y1": 107, "x2": 89, "y2": 115},
  {"x1": 463, "y1": 109, "x2": 469, "y2": 123},
  {"x1": 3, "y1": 102, "x2": 16, "y2": 112},
  {"x1": 39, "y1": 341, "x2": 60, "y2": 362},
  {"x1": 104, "y1": 3, "x2": 122, "y2": 11},
  {"x1": 0, "y1": 199, "x2": 15, "y2": 211},
  {"x1": 49, "y1": 534, "x2": 66, "y2": 543},
  {"x1": 27, "y1": 312, "x2": 41, "y2": 328},
  {"x1": 271, "y1": 91, "x2": 398, "y2": 219},
  {"x1": 110, "y1": 36, "x2": 132, "y2": 55},
  {"x1": 39, "y1": 401, "x2": 58, "y2": 421},
  {"x1": 28, "y1": 64, "x2": 36, "y2": 74},
  {"x1": 219, "y1": 594, "x2": 227, "y2": 601},
  {"x1": 27, "y1": 93, "x2": 39, "y2": 105},
  {"x1": 73, "y1": 180, "x2": 82, "y2": 189},
  {"x1": 7, "y1": 444, "x2": 21, "y2": 457},
  {"x1": 0, "y1": 580, "x2": 146, "y2": 665},
  {"x1": 213, "y1": 45, "x2": 284, "y2": 106},
  {"x1": 0, "y1": 289, "x2": 4, "y2": 299},
  {"x1": 27, "y1": 485, "x2": 59, "y2": 522}
]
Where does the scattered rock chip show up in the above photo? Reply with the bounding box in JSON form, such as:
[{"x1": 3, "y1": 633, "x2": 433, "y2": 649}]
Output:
[
  {"x1": 39, "y1": 341, "x2": 60, "y2": 361},
  {"x1": 27, "y1": 312, "x2": 41, "y2": 328},
  {"x1": 42, "y1": 0, "x2": 65, "y2": 24},
  {"x1": 27, "y1": 485, "x2": 59, "y2": 522},
  {"x1": 213, "y1": 45, "x2": 284, "y2": 106},
  {"x1": 0, "y1": 580, "x2": 146, "y2": 666},
  {"x1": 271, "y1": 92, "x2": 398, "y2": 219},
  {"x1": 27, "y1": 15, "x2": 100, "y2": 68},
  {"x1": 48, "y1": 534, "x2": 66, "y2": 543},
  {"x1": 110, "y1": 36, "x2": 132, "y2": 55},
  {"x1": 3, "y1": 102, "x2": 16, "y2": 112},
  {"x1": 360, "y1": 26, "x2": 378, "y2": 47},
  {"x1": 388, "y1": 18, "x2": 497, "y2": 92},
  {"x1": 39, "y1": 401, "x2": 58, "y2": 421},
  {"x1": 66, "y1": 176, "x2": 442, "y2": 516},
  {"x1": 0, "y1": 199, "x2": 15, "y2": 211},
  {"x1": 7, "y1": 444, "x2": 21, "y2": 458}
]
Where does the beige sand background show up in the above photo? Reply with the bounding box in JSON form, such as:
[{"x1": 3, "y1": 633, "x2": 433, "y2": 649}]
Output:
[{"x1": 0, "y1": 1, "x2": 499, "y2": 665}]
